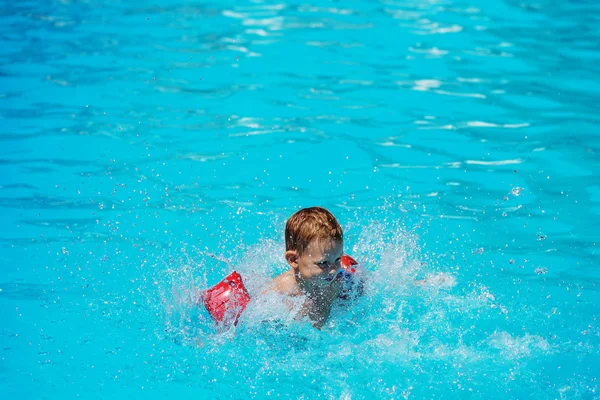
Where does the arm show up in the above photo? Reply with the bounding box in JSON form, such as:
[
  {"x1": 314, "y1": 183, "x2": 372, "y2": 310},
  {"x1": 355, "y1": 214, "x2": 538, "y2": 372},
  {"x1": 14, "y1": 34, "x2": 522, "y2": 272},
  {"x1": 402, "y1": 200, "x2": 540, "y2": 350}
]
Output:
[{"x1": 338, "y1": 272, "x2": 365, "y2": 300}]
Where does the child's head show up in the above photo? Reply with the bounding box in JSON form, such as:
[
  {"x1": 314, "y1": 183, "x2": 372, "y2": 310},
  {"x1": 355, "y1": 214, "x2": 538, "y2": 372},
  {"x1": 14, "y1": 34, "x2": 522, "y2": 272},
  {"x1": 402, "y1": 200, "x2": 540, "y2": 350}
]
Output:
[
  {"x1": 285, "y1": 207, "x2": 343, "y2": 255},
  {"x1": 284, "y1": 207, "x2": 344, "y2": 288}
]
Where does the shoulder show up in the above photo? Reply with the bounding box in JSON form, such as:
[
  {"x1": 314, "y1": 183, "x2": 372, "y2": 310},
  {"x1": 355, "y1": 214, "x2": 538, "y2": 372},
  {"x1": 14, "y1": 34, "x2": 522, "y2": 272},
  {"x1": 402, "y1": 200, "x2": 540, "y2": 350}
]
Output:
[{"x1": 265, "y1": 270, "x2": 300, "y2": 296}]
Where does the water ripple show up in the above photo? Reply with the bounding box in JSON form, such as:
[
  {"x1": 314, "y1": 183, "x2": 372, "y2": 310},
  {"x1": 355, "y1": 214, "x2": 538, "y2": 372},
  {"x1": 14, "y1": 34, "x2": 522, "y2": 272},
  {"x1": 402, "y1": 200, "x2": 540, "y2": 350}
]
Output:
[{"x1": 2, "y1": 0, "x2": 600, "y2": 397}]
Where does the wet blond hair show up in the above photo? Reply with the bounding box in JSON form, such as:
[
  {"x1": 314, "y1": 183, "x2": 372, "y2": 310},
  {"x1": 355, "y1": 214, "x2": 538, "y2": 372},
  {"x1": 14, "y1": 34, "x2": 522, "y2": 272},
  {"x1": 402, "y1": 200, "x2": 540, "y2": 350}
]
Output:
[{"x1": 285, "y1": 207, "x2": 343, "y2": 255}]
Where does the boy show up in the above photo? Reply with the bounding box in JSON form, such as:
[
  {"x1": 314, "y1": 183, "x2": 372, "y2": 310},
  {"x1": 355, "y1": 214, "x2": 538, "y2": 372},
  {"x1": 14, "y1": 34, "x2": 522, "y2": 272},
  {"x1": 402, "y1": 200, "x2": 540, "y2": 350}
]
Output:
[{"x1": 267, "y1": 207, "x2": 360, "y2": 329}]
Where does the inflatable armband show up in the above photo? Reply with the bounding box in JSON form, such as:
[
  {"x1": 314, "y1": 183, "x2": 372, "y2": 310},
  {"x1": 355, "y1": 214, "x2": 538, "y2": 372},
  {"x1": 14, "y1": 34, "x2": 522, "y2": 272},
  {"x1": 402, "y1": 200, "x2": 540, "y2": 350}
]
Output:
[
  {"x1": 340, "y1": 254, "x2": 358, "y2": 274},
  {"x1": 339, "y1": 254, "x2": 361, "y2": 299},
  {"x1": 202, "y1": 271, "x2": 250, "y2": 326}
]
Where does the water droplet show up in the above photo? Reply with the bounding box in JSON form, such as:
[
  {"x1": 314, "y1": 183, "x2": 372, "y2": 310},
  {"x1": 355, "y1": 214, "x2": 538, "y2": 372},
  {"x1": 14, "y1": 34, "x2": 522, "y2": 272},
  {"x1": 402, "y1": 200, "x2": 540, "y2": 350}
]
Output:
[{"x1": 537, "y1": 233, "x2": 547, "y2": 241}]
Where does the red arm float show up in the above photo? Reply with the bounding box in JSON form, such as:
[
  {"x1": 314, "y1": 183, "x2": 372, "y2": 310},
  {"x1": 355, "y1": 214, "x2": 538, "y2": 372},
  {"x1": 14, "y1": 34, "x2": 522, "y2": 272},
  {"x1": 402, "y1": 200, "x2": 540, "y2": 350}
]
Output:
[
  {"x1": 339, "y1": 254, "x2": 362, "y2": 299},
  {"x1": 202, "y1": 271, "x2": 250, "y2": 326},
  {"x1": 340, "y1": 254, "x2": 358, "y2": 273}
]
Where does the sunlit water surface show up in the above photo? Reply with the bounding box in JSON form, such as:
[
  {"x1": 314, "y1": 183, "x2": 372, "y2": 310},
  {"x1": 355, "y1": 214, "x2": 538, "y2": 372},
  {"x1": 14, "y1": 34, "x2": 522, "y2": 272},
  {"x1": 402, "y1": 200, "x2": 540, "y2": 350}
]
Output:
[{"x1": 1, "y1": 0, "x2": 599, "y2": 398}]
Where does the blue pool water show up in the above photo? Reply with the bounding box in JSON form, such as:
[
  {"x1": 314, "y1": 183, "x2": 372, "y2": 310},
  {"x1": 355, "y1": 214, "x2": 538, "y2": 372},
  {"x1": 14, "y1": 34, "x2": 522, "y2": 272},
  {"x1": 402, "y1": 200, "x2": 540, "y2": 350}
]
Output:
[{"x1": 1, "y1": 0, "x2": 599, "y2": 398}]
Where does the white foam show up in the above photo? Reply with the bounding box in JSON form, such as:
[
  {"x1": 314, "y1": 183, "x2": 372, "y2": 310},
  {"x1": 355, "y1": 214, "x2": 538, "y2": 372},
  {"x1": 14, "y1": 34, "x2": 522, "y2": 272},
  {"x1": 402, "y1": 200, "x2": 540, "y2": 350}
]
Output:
[{"x1": 488, "y1": 332, "x2": 551, "y2": 359}]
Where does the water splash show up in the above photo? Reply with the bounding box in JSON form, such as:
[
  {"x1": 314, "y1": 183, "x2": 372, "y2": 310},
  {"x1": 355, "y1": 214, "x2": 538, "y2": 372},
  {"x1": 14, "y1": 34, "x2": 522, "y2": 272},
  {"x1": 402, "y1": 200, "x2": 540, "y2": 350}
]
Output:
[{"x1": 146, "y1": 209, "x2": 570, "y2": 398}]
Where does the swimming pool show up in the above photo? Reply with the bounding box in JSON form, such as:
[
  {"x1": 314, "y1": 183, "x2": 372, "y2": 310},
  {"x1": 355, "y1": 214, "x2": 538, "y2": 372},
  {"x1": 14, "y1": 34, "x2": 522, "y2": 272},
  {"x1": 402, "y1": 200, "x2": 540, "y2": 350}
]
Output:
[{"x1": 1, "y1": 0, "x2": 598, "y2": 398}]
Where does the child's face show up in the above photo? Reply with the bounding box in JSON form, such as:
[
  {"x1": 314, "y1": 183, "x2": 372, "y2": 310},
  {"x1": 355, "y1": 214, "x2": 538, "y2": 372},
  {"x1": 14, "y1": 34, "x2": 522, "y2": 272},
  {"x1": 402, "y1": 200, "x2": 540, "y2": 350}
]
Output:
[{"x1": 287, "y1": 239, "x2": 344, "y2": 290}]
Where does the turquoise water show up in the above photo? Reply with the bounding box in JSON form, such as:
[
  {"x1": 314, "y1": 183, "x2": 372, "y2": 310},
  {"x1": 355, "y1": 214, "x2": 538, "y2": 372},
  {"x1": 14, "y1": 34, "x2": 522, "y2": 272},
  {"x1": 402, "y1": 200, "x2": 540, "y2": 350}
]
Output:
[{"x1": 1, "y1": 0, "x2": 599, "y2": 398}]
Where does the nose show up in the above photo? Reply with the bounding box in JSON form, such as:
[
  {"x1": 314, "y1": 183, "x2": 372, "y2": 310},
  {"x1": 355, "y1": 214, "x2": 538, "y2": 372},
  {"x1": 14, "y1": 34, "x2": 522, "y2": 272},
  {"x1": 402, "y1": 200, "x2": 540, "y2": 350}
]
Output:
[{"x1": 326, "y1": 264, "x2": 342, "y2": 280}]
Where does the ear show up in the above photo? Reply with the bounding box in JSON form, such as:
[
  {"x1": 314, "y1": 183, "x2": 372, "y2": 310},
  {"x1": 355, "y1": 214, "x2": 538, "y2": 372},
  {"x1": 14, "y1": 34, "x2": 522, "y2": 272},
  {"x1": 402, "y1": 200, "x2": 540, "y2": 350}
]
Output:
[{"x1": 284, "y1": 250, "x2": 299, "y2": 270}]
